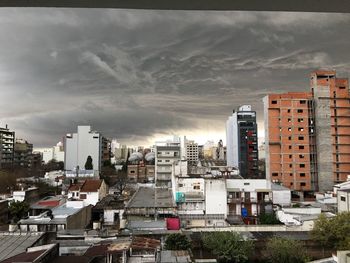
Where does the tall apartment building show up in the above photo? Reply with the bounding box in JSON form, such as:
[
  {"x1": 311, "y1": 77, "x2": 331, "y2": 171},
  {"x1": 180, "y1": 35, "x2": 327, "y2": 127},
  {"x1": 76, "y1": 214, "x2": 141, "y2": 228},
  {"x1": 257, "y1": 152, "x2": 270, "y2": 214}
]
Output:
[
  {"x1": 65, "y1": 126, "x2": 103, "y2": 173},
  {"x1": 264, "y1": 70, "x2": 350, "y2": 193},
  {"x1": 0, "y1": 125, "x2": 15, "y2": 169},
  {"x1": 311, "y1": 71, "x2": 350, "y2": 190},
  {"x1": 185, "y1": 140, "x2": 199, "y2": 166},
  {"x1": 226, "y1": 105, "x2": 259, "y2": 179},
  {"x1": 263, "y1": 92, "x2": 317, "y2": 193},
  {"x1": 14, "y1": 139, "x2": 33, "y2": 168},
  {"x1": 155, "y1": 137, "x2": 181, "y2": 188}
]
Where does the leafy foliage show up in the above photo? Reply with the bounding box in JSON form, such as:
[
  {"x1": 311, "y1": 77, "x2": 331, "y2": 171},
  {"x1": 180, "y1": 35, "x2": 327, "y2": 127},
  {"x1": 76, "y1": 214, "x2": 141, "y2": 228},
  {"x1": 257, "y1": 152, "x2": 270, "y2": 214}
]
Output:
[
  {"x1": 202, "y1": 232, "x2": 253, "y2": 263},
  {"x1": 258, "y1": 212, "x2": 282, "y2": 225},
  {"x1": 0, "y1": 170, "x2": 17, "y2": 193},
  {"x1": 9, "y1": 201, "x2": 30, "y2": 223},
  {"x1": 165, "y1": 233, "x2": 191, "y2": 250},
  {"x1": 311, "y1": 212, "x2": 350, "y2": 250},
  {"x1": 264, "y1": 237, "x2": 308, "y2": 263},
  {"x1": 84, "y1": 155, "x2": 93, "y2": 170}
]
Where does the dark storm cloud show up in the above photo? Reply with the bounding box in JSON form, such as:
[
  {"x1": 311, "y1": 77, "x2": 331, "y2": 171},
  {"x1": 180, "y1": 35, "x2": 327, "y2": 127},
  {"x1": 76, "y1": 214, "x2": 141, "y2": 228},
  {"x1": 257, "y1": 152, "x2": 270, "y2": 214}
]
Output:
[{"x1": 0, "y1": 9, "x2": 350, "y2": 146}]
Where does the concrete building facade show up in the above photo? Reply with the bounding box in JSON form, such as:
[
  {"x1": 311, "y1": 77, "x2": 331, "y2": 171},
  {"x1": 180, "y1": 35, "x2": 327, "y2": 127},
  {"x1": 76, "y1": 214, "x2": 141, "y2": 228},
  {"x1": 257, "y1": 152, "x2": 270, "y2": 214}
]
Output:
[
  {"x1": 311, "y1": 71, "x2": 350, "y2": 190},
  {"x1": 226, "y1": 105, "x2": 259, "y2": 178},
  {"x1": 185, "y1": 140, "x2": 199, "y2": 166},
  {"x1": 64, "y1": 126, "x2": 103, "y2": 173},
  {"x1": 0, "y1": 125, "x2": 15, "y2": 169},
  {"x1": 155, "y1": 137, "x2": 181, "y2": 188},
  {"x1": 14, "y1": 139, "x2": 33, "y2": 168}
]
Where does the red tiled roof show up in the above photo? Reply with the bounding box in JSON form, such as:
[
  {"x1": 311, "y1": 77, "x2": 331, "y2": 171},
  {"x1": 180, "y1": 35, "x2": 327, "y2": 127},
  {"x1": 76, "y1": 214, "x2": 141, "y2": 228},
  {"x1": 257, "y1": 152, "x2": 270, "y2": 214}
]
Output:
[
  {"x1": 80, "y1": 180, "x2": 102, "y2": 192},
  {"x1": 68, "y1": 184, "x2": 82, "y2": 191}
]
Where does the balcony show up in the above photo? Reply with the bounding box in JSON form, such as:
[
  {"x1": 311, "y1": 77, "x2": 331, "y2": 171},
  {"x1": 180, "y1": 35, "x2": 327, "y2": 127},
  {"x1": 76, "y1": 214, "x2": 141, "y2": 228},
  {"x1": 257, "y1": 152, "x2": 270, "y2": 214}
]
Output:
[{"x1": 184, "y1": 192, "x2": 205, "y2": 201}]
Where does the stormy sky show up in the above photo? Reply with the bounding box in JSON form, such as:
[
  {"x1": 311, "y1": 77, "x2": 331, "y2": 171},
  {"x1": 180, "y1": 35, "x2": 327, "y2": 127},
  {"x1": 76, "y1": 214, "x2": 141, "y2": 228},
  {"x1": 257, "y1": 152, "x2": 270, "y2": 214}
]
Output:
[{"x1": 1, "y1": 9, "x2": 350, "y2": 147}]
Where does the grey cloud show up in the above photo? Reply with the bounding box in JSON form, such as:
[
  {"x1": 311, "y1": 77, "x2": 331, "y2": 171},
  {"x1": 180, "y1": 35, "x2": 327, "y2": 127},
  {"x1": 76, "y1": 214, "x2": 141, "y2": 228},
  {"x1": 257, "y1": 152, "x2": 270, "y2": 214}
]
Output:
[{"x1": 0, "y1": 9, "x2": 350, "y2": 146}]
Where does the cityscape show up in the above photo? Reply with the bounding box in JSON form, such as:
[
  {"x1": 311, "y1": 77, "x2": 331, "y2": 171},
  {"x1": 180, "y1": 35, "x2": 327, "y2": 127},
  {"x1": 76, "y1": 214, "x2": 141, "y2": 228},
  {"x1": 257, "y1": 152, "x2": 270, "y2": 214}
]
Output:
[{"x1": 1, "y1": 7, "x2": 350, "y2": 263}]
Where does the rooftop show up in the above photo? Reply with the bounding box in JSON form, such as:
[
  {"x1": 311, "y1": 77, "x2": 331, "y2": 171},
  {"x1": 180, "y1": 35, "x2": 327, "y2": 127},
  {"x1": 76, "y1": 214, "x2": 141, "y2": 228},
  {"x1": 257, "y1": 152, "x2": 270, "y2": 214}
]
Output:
[
  {"x1": 93, "y1": 195, "x2": 124, "y2": 210},
  {"x1": 19, "y1": 202, "x2": 87, "y2": 225},
  {"x1": 126, "y1": 187, "x2": 175, "y2": 208},
  {"x1": 338, "y1": 188, "x2": 350, "y2": 193},
  {"x1": 0, "y1": 232, "x2": 44, "y2": 261},
  {"x1": 31, "y1": 196, "x2": 66, "y2": 210},
  {"x1": 1, "y1": 249, "x2": 46, "y2": 263},
  {"x1": 158, "y1": 250, "x2": 191, "y2": 263},
  {"x1": 127, "y1": 220, "x2": 167, "y2": 230},
  {"x1": 131, "y1": 236, "x2": 160, "y2": 250},
  {"x1": 80, "y1": 179, "x2": 103, "y2": 192}
]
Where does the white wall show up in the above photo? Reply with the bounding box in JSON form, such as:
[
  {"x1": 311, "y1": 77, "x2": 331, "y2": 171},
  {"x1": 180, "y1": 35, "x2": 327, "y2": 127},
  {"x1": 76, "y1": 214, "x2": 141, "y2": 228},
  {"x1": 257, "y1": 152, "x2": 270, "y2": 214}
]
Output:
[
  {"x1": 65, "y1": 126, "x2": 101, "y2": 172},
  {"x1": 272, "y1": 190, "x2": 291, "y2": 206},
  {"x1": 205, "y1": 179, "x2": 227, "y2": 216},
  {"x1": 226, "y1": 114, "x2": 238, "y2": 167},
  {"x1": 338, "y1": 190, "x2": 350, "y2": 212},
  {"x1": 82, "y1": 192, "x2": 99, "y2": 206}
]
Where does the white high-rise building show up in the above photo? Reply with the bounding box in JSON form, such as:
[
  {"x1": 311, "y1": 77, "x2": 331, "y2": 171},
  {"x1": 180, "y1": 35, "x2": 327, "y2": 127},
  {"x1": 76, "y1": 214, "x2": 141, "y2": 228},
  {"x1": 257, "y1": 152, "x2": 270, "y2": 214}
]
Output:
[
  {"x1": 65, "y1": 126, "x2": 102, "y2": 173},
  {"x1": 155, "y1": 136, "x2": 182, "y2": 188}
]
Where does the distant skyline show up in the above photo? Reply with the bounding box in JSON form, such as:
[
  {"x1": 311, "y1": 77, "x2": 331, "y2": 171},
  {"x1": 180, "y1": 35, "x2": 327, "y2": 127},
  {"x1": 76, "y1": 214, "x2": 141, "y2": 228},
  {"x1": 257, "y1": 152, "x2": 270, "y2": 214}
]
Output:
[{"x1": 1, "y1": 9, "x2": 350, "y2": 147}]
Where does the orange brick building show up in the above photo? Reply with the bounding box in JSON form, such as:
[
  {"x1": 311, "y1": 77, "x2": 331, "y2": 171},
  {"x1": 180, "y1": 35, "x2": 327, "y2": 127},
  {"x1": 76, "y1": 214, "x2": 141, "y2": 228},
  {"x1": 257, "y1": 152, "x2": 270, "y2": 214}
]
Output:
[{"x1": 264, "y1": 70, "x2": 350, "y2": 193}]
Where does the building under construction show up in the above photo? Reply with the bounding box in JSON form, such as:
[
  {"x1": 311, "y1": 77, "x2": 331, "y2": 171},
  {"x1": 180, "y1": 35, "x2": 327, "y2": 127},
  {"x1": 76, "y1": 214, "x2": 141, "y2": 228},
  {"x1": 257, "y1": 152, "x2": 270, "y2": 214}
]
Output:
[{"x1": 264, "y1": 70, "x2": 350, "y2": 194}]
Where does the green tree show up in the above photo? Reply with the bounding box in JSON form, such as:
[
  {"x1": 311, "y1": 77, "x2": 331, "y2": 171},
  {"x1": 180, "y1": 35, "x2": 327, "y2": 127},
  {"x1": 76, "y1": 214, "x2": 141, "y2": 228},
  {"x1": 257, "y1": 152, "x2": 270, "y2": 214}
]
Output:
[
  {"x1": 202, "y1": 232, "x2": 253, "y2": 263},
  {"x1": 9, "y1": 201, "x2": 30, "y2": 223},
  {"x1": 84, "y1": 155, "x2": 93, "y2": 170},
  {"x1": 258, "y1": 212, "x2": 282, "y2": 225},
  {"x1": 165, "y1": 233, "x2": 191, "y2": 250},
  {"x1": 311, "y1": 212, "x2": 350, "y2": 250},
  {"x1": 0, "y1": 170, "x2": 17, "y2": 193},
  {"x1": 264, "y1": 237, "x2": 308, "y2": 263}
]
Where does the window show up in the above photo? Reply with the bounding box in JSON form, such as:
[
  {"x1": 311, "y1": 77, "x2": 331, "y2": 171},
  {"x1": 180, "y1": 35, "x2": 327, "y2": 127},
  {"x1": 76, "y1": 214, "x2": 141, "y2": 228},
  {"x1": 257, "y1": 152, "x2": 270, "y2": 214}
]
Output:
[
  {"x1": 130, "y1": 170, "x2": 135, "y2": 174},
  {"x1": 300, "y1": 173, "x2": 306, "y2": 177},
  {"x1": 289, "y1": 145, "x2": 292, "y2": 149},
  {"x1": 287, "y1": 109, "x2": 291, "y2": 113},
  {"x1": 288, "y1": 127, "x2": 292, "y2": 132},
  {"x1": 290, "y1": 182, "x2": 294, "y2": 186},
  {"x1": 300, "y1": 182, "x2": 306, "y2": 187},
  {"x1": 288, "y1": 118, "x2": 291, "y2": 122},
  {"x1": 290, "y1": 173, "x2": 293, "y2": 176},
  {"x1": 289, "y1": 155, "x2": 292, "y2": 158},
  {"x1": 288, "y1": 136, "x2": 292, "y2": 140},
  {"x1": 298, "y1": 136, "x2": 304, "y2": 140},
  {"x1": 272, "y1": 173, "x2": 279, "y2": 177},
  {"x1": 300, "y1": 164, "x2": 305, "y2": 168},
  {"x1": 298, "y1": 127, "x2": 304, "y2": 132},
  {"x1": 299, "y1": 145, "x2": 304, "y2": 150},
  {"x1": 341, "y1": 196, "x2": 346, "y2": 201},
  {"x1": 193, "y1": 185, "x2": 200, "y2": 190},
  {"x1": 299, "y1": 154, "x2": 305, "y2": 158},
  {"x1": 79, "y1": 194, "x2": 87, "y2": 199},
  {"x1": 298, "y1": 118, "x2": 304, "y2": 122},
  {"x1": 300, "y1": 100, "x2": 306, "y2": 104},
  {"x1": 297, "y1": 109, "x2": 303, "y2": 113},
  {"x1": 339, "y1": 86, "x2": 346, "y2": 89},
  {"x1": 165, "y1": 160, "x2": 170, "y2": 162},
  {"x1": 244, "y1": 182, "x2": 250, "y2": 185},
  {"x1": 272, "y1": 100, "x2": 277, "y2": 104},
  {"x1": 289, "y1": 164, "x2": 292, "y2": 168}
]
